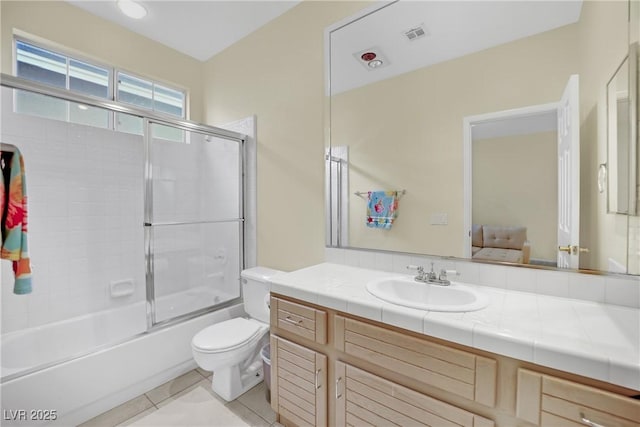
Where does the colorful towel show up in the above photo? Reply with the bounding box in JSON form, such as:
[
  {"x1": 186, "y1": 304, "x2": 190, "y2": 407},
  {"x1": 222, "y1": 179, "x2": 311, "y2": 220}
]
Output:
[
  {"x1": 366, "y1": 190, "x2": 399, "y2": 229},
  {"x1": 1, "y1": 148, "x2": 32, "y2": 294}
]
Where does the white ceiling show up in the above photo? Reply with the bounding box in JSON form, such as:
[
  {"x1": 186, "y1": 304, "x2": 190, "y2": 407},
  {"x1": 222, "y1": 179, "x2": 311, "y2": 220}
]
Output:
[
  {"x1": 66, "y1": 0, "x2": 301, "y2": 62},
  {"x1": 330, "y1": 1, "x2": 583, "y2": 94},
  {"x1": 67, "y1": 1, "x2": 583, "y2": 95}
]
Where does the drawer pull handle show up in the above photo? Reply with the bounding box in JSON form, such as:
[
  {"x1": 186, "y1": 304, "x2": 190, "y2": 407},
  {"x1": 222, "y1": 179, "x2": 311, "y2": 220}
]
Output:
[
  {"x1": 315, "y1": 369, "x2": 321, "y2": 389},
  {"x1": 580, "y1": 413, "x2": 606, "y2": 427},
  {"x1": 336, "y1": 377, "x2": 343, "y2": 399},
  {"x1": 284, "y1": 316, "x2": 303, "y2": 325}
]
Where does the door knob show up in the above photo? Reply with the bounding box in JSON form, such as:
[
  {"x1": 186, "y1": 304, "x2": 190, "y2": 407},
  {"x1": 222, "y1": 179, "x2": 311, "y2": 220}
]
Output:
[{"x1": 558, "y1": 245, "x2": 590, "y2": 254}]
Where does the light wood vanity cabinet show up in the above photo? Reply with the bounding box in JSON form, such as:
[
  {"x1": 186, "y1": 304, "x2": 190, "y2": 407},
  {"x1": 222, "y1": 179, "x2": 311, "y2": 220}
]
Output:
[
  {"x1": 270, "y1": 295, "x2": 495, "y2": 427},
  {"x1": 516, "y1": 368, "x2": 640, "y2": 427},
  {"x1": 269, "y1": 294, "x2": 640, "y2": 427}
]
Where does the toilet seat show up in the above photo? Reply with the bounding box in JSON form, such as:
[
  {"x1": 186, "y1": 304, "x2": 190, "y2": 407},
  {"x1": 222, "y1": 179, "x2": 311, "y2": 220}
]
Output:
[{"x1": 192, "y1": 318, "x2": 266, "y2": 354}]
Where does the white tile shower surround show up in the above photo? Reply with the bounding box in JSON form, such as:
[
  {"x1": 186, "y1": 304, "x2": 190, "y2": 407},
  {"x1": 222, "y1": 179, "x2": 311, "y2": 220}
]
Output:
[
  {"x1": 1, "y1": 89, "x2": 146, "y2": 334},
  {"x1": 275, "y1": 254, "x2": 640, "y2": 391},
  {"x1": 80, "y1": 369, "x2": 280, "y2": 427}
]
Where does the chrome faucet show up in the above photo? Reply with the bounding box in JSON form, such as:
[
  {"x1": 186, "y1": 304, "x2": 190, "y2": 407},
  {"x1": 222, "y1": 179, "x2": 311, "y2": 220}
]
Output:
[
  {"x1": 407, "y1": 264, "x2": 428, "y2": 282},
  {"x1": 407, "y1": 263, "x2": 459, "y2": 286}
]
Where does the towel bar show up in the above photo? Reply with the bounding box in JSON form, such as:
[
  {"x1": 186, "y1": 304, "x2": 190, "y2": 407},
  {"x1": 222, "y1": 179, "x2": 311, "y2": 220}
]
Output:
[{"x1": 354, "y1": 189, "x2": 406, "y2": 199}]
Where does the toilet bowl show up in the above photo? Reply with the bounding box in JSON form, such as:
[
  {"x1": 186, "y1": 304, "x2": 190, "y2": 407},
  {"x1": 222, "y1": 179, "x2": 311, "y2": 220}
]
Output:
[{"x1": 191, "y1": 267, "x2": 282, "y2": 401}]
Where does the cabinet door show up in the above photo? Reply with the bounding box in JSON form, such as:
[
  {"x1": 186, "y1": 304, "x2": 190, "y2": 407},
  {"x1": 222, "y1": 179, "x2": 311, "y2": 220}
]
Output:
[
  {"x1": 271, "y1": 335, "x2": 327, "y2": 427},
  {"x1": 334, "y1": 361, "x2": 494, "y2": 427},
  {"x1": 516, "y1": 369, "x2": 640, "y2": 427}
]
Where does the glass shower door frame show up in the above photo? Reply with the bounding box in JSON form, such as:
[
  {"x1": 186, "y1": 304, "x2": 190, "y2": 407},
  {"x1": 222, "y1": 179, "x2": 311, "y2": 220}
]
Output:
[{"x1": 142, "y1": 118, "x2": 245, "y2": 329}]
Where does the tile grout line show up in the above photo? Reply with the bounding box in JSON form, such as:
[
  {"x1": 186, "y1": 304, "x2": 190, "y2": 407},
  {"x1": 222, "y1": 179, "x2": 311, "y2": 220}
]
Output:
[
  {"x1": 236, "y1": 399, "x2": 274, "y2": 425},
  {"x1": 144, "y1": 370, "x2": 207, "y2": 407}
]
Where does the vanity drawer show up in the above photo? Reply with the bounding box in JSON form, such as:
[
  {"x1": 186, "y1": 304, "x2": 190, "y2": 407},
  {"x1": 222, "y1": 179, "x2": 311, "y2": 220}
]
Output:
[
  {"x1": 335, "y1": 362, "x2": 494, "y2": 427},
  {"x1": 334, "y1": 315, "x2": 497, "y2": 407},
  {"x1": 516, "y1": 368, "x2": 640, "y2": 426},
  {"x1": 270, "y1": 296, "x2": 327, "y2": 344}
]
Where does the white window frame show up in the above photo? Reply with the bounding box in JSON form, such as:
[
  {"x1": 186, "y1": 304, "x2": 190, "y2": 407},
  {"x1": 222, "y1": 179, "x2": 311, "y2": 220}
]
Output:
[
  {"x1": 13, "y1": 36, "x2": 189, "y2": 123},
  {"x1": 115, "y1": 69, "x2": 187, "y2": 119}
]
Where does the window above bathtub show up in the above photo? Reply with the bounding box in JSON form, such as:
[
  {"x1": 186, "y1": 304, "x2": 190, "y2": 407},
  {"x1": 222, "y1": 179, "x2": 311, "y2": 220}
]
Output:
[{"x1": 13, "y1": 36, "x2": 187, "y2": 141}]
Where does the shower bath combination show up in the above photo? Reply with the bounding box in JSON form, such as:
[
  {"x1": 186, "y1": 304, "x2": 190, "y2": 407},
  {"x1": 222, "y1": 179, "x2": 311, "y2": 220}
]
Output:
[{"x1": 0, "y1": 75, "x2": 253, "y2": 426}]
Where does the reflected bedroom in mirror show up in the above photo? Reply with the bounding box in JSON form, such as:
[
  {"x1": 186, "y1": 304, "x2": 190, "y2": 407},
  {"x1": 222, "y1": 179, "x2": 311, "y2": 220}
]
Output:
[{"x1": 326, "y1": 0, "x2": 640, "y2": 276}]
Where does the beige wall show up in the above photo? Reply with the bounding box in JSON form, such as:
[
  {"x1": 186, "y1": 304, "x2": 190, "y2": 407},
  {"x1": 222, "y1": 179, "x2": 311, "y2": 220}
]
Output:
[
  {"x1": 0, "y1": 1, "x2": 204, "y2": 121},
  {"x1": 202, "y1": 1, "x2": 370, "y2": 271},
  {"x1": 336, "y1": 22, "x2": 579, "y2": 257},
  {"x1": 578, "y1": 0, "x2": 630, "y2": 271},
  {"x1": 473, "y1": 132, "x2": 557, "y2": 262}
]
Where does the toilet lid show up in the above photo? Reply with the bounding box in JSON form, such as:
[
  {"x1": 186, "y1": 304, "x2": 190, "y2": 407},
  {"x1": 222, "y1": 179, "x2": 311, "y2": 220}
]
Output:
[{"x1": 192, "y1": 318, "x2": 265, "y2": 353}]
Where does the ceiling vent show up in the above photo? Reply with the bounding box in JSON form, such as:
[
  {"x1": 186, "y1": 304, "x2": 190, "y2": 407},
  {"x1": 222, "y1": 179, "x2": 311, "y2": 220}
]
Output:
[{"x1": 404, "y1": 25, "x2": 428, "y2": 41}]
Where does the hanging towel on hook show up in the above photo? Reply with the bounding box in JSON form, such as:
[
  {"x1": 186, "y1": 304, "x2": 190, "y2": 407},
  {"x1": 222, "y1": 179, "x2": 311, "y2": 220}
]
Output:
[
  {"x1": 366, "y1": 190, "x2": 399, "y2": 230},
  {"x1": 1, "y1": 146, "x2": 32, "y2": 294}
]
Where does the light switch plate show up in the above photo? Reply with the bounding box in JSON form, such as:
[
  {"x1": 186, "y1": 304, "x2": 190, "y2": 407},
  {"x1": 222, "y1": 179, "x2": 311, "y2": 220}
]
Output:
[{"x1": 430, "y1": 212, "x2": 448, "y2": 225}]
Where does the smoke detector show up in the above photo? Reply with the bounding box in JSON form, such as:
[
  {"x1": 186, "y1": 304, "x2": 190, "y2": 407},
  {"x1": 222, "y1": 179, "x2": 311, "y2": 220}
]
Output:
[
  {"x1": 403, "y1": 25, "x2": 428, "y2": 41},
  {"x1": 353, "y1": 47, "x2": 390, "y2": 71}
]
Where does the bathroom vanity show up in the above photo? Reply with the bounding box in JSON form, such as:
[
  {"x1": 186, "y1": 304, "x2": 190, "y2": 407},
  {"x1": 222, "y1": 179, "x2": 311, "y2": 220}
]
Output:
[{"x1": 268, "y1": 263, "x2": 640, "y2": 427}]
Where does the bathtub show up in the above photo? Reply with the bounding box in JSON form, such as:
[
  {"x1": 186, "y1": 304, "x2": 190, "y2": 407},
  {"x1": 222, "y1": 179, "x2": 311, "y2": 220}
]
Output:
[
  {"x1": 1, "y1": 301, "x2": 244, "y2": 426},
  {"x1": 1, "y1": 302, "x2": 147, "y2": 379}
]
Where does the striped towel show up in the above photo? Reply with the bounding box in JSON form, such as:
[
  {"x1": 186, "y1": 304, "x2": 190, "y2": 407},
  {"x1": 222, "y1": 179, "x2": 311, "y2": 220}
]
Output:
[{"x1": 1, "y1": 147, "x2": 32, "y2": 294}]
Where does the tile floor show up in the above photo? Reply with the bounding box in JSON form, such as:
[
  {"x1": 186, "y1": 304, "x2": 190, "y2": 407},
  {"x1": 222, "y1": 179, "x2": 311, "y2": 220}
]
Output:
[{"x1": 80, "y1": 368, "x2": 281, "y2": 427}]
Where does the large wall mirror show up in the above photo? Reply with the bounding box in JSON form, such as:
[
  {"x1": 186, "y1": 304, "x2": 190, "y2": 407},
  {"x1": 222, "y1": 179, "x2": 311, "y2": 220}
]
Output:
[{"x1": 326, "y1": 0, "x2": 640, "y2": 275}]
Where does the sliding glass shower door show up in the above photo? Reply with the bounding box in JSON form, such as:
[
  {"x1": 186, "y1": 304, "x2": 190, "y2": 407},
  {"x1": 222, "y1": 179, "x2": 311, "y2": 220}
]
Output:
[{"x1": 146, "y1": 122, "x2": 243, "y2": 324}]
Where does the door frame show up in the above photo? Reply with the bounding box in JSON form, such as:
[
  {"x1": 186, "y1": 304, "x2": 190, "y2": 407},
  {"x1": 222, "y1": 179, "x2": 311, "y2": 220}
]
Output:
[{"x1": 462, "y1": 102, "x2": 559, "y2": 258}]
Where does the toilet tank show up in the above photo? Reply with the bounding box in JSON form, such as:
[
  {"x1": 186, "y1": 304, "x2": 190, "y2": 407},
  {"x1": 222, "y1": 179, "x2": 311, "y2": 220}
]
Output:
[{"x1": 241, "y1": 267, "x2": 283, "y2": 324}]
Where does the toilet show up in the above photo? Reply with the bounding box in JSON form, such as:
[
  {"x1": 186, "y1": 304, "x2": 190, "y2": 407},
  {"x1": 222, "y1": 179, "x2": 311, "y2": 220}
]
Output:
[{"x1": 191, "y1": 266, "x2": 282, "y2": 401}]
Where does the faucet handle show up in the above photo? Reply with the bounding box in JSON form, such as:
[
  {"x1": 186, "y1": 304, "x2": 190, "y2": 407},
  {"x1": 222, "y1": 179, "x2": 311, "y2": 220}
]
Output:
[
  {"x1": 406, "y1": 265, "x2": 424, "y2": 273},
  {"x1": 439, "y1": 269, "x2": 460, "y2": 280}
]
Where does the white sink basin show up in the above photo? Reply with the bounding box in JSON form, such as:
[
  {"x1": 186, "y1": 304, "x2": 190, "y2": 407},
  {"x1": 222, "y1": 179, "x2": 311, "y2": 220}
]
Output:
[{"x1": 366, "y1": 276, "x2": 489, "y2": 312}]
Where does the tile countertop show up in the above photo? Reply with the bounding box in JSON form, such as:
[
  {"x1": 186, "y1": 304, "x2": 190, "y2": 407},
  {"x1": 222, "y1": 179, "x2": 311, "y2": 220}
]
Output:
[{"x1": 268, "y1": 262, "x2": 640, "y2": 392}]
